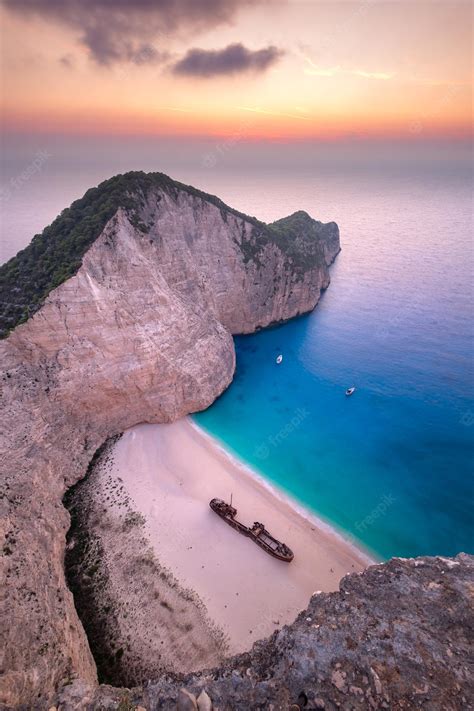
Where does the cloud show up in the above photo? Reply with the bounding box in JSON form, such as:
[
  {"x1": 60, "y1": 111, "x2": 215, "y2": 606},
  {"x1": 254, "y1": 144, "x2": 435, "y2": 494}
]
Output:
[
  {"x1": 59, "y1": 53, "x2": 74, "y2": 69},
  {"x1": 238, "y1": 105, "x2": 310, "y2": 120},
  {"x1": 172, "y1": 43, "x2": 284, "y2": 78},
  {"x1": 352, "y1": 70, "x2": 394, "y2": 80},
  {"x1": 3, "y1": 0, "x2": 261, "y2": 66},
  {"x1": 303, "y1": 57, "x2": 394, "y2": 80},
  {"x1": 304, "y1": 65, "x2": 339, "y2": 77}
]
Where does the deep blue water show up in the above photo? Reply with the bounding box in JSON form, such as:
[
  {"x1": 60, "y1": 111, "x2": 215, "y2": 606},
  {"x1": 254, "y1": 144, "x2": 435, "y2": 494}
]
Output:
[{"x1": 195, "y1": 169, "x2": 474, "y2": 560}]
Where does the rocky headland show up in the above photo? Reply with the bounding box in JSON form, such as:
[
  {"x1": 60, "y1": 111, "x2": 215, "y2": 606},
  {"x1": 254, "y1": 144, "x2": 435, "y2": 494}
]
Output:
[
  {"x1": 0, "y1": 172, "x2": 340, "y2": 708},
  {"x1": 0, "y1": 172, "x2": 472, "y2": 710}
]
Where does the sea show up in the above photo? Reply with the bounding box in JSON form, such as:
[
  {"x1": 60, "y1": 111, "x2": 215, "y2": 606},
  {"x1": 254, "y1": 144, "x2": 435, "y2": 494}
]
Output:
[{"x1": 1, "y1": 136, "x2": 473, "y2": 560}]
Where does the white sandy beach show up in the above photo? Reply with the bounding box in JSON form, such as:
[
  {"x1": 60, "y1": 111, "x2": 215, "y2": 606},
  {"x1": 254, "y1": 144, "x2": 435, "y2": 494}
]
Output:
[{"x1": 110, "y1": 418, "x2": 374, "y2": 654}]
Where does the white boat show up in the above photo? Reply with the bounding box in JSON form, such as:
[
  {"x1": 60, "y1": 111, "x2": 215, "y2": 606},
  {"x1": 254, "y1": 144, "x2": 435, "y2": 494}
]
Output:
[
  {"x1": 276, "y1": 354, "x2": 283, "y2": 364},
  {"x1": 345, "y1": 386, "x2": 356, "y2": 396}
]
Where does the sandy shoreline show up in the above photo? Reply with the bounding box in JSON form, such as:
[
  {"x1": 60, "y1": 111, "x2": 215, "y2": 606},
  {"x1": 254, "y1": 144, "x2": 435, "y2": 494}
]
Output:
[
  {"x1": 109, "y1": 418, "x2": 374, "y2": 655},
  {"x1": 190, "y1": 418, "x2": 377, "y2": 566}
]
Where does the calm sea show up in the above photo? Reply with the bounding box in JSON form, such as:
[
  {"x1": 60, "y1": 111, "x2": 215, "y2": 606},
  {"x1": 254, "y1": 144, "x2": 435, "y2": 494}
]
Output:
[{"x1": 2, "y1": 144, "x2": 473, "y2": 559}]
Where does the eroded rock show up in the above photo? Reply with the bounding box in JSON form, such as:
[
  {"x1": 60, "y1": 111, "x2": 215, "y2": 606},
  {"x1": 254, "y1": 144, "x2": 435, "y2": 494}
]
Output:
[{"x1": 56, "y1": 554, "x2": 473, "y2": 711}]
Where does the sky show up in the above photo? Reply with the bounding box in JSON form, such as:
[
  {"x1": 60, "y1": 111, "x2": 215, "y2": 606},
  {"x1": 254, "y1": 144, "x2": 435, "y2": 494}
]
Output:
[{"x1": 0, "y1": 0, "x2": 472, "y2": 143}]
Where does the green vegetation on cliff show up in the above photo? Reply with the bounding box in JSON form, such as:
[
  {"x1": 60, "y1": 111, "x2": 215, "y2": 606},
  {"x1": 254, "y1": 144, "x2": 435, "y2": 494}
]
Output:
[
  {"x1": 0, "y1": 171, "x2": 330, "y2": 338},
  {"x1": 267, "y1": 210, "x2": 333, "y2": 271},
  {"x1": 0, "y1": 173, "x2": 150, "y2": 338}
]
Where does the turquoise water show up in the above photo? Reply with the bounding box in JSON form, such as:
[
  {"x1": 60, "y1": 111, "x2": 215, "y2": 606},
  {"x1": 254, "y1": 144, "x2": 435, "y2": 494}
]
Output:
[{"x1": 195, "y1": 169, "x2": 474, "y2": 560}]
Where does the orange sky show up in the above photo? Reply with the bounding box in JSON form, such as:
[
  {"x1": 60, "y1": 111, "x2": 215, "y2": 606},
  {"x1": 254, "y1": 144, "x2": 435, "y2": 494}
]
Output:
[{"x1": 1, "y1": 0, "x2": 472, "y2": 141}]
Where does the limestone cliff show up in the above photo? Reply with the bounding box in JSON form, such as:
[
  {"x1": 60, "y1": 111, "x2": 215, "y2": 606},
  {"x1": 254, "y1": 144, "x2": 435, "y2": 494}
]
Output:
[{"x1": 0, "y1": 173, "x2": 340, "y2": 708}]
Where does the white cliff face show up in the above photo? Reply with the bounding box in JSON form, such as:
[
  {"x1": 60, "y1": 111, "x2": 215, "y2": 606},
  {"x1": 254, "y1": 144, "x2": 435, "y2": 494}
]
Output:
[
  {"x1": 6, "y1": 206, "x2": 235, "y2": 426},
  {"x1": 119, "y1": 189, "x2": 338, "y2": 335},
  {"x1": 0, "y1": 183, "x2": 340, "y2": 708}
]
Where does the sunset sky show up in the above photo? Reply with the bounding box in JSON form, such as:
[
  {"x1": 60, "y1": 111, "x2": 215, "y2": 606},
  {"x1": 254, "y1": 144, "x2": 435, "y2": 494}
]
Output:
[{"x1": 0, "y1": 0, "x2": 472, "y2": 141}]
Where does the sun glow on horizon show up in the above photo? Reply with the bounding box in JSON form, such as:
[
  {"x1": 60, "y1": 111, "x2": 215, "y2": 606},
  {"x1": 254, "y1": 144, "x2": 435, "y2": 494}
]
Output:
[{"x1": 0, "y1": 1, "x2": 472, "y2": 143}]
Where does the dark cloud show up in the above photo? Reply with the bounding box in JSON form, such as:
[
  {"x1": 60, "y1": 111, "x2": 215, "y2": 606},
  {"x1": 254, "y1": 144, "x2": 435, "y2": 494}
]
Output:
[
  {"x1": 59, "y1": 54, "x2": 74, "y2": 69},
  {"x1": 3, "y1": 0, "x2": 260, "y2": 66},
  {"x1": 172, "y1": 43, "x2": 284, "y2": 78}
]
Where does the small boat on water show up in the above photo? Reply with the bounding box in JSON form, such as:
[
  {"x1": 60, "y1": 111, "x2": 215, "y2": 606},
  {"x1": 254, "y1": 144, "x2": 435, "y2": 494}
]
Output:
[
  {"x1": 345, "y1": 386, "x2": 356, "y2": 396},
  {"x1": 209, "y1": 498, "x2": 294, "y2": 562},
  {"x1": 276, "y1": 354, "x2": 283, "y2": 364}
]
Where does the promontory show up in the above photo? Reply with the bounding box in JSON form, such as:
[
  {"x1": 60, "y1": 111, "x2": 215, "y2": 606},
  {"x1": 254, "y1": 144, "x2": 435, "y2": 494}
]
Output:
[{"x1": 0, "y1": 172, "x2": 471, "y2": 711}]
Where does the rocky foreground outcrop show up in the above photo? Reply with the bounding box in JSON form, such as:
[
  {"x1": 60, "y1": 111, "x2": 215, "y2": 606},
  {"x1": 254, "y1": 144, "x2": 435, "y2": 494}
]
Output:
[
  {"x1": 55, "y1": 554, "x2": 474, "y2": 710},
  {"x1": 0, "y1": 173, "x2": 340, "y2": 708}
]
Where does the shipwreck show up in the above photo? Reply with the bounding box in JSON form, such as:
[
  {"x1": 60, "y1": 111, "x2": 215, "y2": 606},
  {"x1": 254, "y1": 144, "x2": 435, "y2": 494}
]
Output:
[{"x1": 209, "y1": 498, "x2": 294, "y2": 562}]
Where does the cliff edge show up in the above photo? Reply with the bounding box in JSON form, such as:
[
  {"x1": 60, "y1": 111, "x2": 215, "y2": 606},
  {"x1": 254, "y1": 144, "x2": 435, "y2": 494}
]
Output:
[{"x1": 57, "y1": 554, "x2": 474, "y2": 711}]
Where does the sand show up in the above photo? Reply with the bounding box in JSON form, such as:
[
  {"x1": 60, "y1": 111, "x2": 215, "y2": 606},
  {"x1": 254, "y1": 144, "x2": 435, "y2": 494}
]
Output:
[{"x1": 109, "y1": 418, "x2": 374, "y2": 655}]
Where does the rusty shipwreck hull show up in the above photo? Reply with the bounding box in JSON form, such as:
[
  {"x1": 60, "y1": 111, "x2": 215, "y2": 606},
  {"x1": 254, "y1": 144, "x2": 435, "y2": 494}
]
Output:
[{"x1": 209, "y1": 498, "x2": 294, "y2": 562}]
